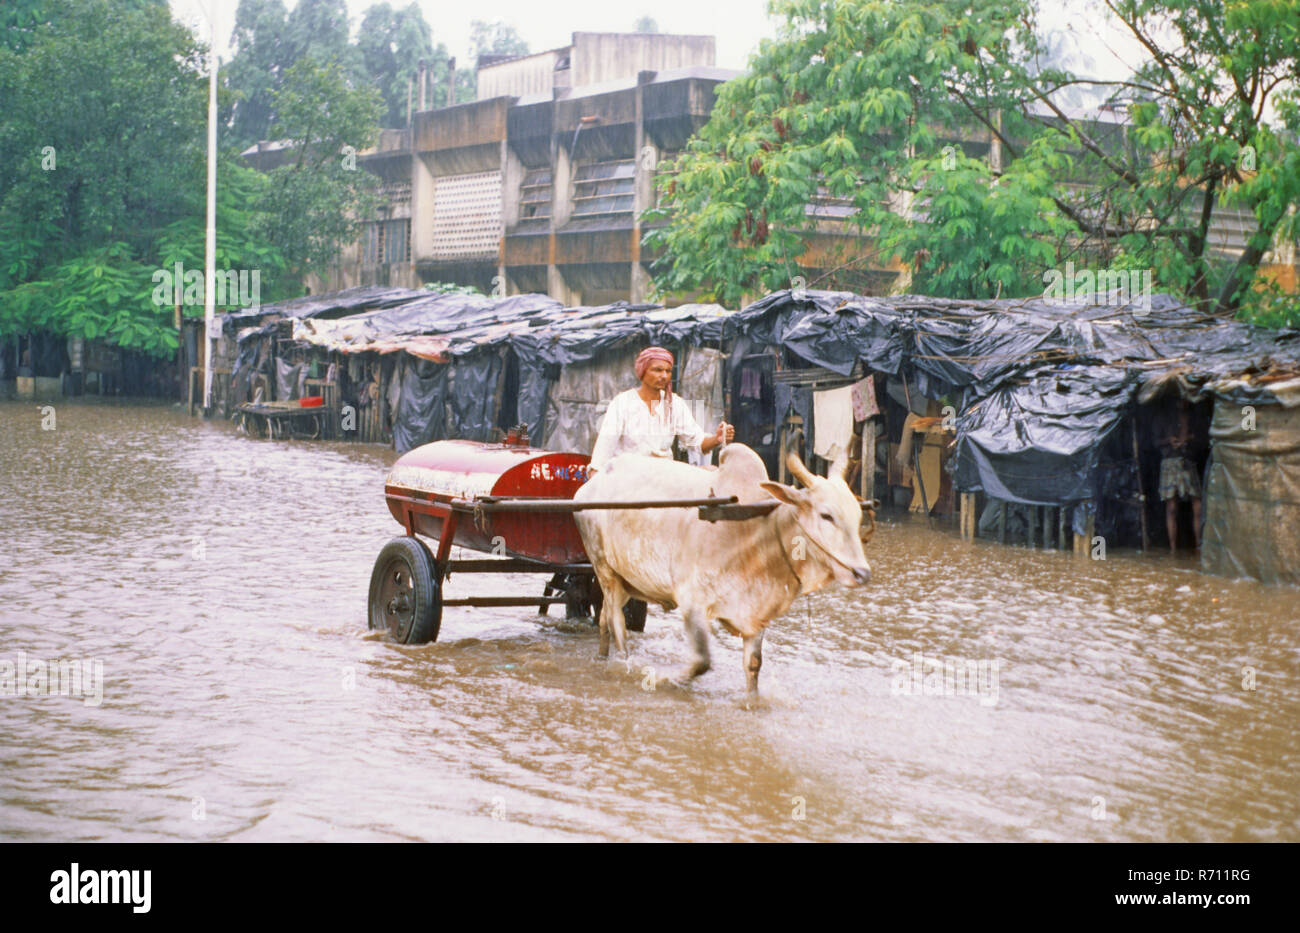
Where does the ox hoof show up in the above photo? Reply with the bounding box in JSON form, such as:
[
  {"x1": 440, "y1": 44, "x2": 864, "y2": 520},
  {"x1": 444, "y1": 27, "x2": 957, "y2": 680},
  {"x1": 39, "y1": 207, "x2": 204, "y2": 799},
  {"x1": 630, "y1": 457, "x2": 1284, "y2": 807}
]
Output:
[{"x1": 668, "y1": 663, "x2": 709, "y2": 686}]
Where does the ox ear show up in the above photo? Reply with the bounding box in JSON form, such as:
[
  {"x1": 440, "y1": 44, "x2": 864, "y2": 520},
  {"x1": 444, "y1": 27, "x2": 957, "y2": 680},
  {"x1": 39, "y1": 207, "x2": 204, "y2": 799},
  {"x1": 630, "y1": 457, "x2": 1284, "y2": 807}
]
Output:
[{"x1": 759, "y1": 480, "x2": 806, "y2": 506}]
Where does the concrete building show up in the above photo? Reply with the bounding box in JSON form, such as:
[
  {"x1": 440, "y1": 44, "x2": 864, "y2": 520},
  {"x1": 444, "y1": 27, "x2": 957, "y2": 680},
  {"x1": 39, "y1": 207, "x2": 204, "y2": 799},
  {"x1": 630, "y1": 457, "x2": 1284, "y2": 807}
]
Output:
[
  {"x1": 240, "y1": 31, "x2": 1298, "y2": 307},
  {"x1": 260, "y1": 32, "x2": 740, "y2": 305}
]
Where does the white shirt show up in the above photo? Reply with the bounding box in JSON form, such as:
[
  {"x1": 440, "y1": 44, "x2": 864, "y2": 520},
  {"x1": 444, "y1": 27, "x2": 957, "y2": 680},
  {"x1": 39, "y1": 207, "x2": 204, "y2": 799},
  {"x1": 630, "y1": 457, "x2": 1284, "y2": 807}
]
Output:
[{"x1": 590, "y1": 388, "x2": 708, "y2": 470}]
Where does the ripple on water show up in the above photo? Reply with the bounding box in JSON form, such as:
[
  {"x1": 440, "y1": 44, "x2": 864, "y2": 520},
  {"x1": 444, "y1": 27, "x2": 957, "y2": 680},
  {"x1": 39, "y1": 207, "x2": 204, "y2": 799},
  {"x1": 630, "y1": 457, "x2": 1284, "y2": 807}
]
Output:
[{"x1": 1, "y1": 399, "x2": 1297, "y2": 841}]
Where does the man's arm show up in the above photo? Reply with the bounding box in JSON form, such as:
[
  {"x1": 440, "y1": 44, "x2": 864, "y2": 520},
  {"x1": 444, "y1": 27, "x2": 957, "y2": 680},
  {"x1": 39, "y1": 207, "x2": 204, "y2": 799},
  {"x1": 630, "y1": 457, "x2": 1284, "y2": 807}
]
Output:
[
  {"x1": 588, "y1": 395, "x2": 624, "y2": 471},
  {"x1": 672, "y1": 396, "x2": 709, "y2": 457}
]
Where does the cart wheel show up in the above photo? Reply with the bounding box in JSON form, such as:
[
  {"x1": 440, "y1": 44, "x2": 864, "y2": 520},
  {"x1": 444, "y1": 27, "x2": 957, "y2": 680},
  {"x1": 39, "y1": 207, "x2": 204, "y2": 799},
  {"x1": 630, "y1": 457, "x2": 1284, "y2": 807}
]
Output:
[{"x1": 368, "y1": 536, "x2": 442, "y2": 644}]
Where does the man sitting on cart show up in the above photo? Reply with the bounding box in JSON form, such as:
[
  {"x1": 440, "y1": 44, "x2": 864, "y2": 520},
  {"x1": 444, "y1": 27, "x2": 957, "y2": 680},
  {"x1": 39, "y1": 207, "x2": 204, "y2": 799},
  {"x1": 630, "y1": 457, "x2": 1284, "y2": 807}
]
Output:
[{"x1": 588, "y1": 346, "x2": 734, "y2": 474}]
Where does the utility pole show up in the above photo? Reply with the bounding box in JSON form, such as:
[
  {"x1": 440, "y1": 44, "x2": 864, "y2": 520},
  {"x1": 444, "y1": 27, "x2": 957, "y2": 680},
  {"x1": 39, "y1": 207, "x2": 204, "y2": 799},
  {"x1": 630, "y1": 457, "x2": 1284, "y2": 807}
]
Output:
[{"x1": 203, "y1": 21, "x2": 218, "y2": 411}]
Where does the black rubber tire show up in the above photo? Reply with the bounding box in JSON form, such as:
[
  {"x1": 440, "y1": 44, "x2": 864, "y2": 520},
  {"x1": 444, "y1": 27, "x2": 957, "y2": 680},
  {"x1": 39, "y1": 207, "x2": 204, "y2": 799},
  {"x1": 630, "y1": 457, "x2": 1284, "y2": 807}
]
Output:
[
  {"x1": 591, "y1": 583, "x2": 648, "y2": 633},
  {"x1": 624, "y1": 599, "x2": 647, "y2": 632},
  {"x1": 368, "y1": 536, "x2": 442, "y2": 644}
]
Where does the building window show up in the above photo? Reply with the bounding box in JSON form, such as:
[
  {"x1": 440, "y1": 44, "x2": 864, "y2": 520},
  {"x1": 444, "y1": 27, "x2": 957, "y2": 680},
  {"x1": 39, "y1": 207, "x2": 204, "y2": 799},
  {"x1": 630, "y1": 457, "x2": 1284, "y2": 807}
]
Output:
[
  {"x1": 572, "y1": 159, "x2": 635, "y2": 216},
  {"x1": 520, "y1": 168, "x2": 552, "y2": 220},
  {"x1": 362, "y1": 219, "x2": 412, "y2": 265}
]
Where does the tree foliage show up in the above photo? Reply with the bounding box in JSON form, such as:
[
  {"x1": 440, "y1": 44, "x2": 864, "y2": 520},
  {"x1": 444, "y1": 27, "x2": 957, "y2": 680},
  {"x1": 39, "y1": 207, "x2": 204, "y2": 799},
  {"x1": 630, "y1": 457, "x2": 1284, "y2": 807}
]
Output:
[
  {"x1": 646, "y1": 0, "x2": 1300, "y2": 323},
  {"x1": 226, "y1": 2, "x2": 512, "y2": 141},
  {"x1": 0, "y1": 0, "x2": 291, "y2": 356},
  {"x1": 469, "y1": 19, "x2": 531, "y2": 62},
  {"x1": 255, "y1": 59, "x2": 384, "y2": 276}
]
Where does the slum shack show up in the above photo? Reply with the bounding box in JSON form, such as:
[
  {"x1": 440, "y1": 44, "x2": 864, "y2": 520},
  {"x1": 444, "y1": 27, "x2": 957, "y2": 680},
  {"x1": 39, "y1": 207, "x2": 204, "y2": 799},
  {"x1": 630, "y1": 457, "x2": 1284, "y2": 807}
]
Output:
[
  {"x1": 213, "y1": 284, "x2": 1299, "y2": 585},
  {"x1": 723, "y1": 289, "x2": 1300, "y2": 585},
  {"x1": 242, "y1": 292, "x2": 734, "y2": 451},
  {"x1": 219, "y1": 286, "x2": 429, "y2": 430}
]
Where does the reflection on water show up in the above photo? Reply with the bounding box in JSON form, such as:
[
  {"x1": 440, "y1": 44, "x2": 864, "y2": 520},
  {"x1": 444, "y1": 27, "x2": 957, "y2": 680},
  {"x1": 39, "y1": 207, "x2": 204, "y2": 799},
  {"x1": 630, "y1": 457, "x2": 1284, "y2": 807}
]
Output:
[{"x1": 0, "y1": 399, "x2": 1296, "y2": 841}]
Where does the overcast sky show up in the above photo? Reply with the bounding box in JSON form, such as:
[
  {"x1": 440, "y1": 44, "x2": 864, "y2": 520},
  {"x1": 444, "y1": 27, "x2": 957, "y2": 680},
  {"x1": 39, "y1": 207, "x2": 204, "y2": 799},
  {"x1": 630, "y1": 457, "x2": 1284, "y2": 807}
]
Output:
[
  {"x1": 169, "y1": 0, "x2": 781, "y2": 70},
  {"x1": 169, "y1": 0, "x2": 1152, "y2": 93}
]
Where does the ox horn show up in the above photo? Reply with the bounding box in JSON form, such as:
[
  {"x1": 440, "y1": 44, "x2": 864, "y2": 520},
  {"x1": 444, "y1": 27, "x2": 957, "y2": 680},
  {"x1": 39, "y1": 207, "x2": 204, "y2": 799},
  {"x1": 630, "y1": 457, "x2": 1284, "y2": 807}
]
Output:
[
  {"x1": 785, "y1": 451, "x2": 816, "y2": 488},
  {"x1": 829, "y1": 444, "x2": 850, "y2": 480}
]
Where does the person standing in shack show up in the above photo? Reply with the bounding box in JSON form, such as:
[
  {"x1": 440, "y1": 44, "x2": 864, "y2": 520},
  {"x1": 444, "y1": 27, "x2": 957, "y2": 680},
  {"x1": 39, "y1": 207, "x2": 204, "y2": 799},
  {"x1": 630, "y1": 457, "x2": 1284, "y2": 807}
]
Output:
[
  {"x1": 588, "y1": 346, "x2": 734, "y2": 474},
  {"x1": 1157, "y1": 395, "x2": 1203, "y2": 552}
]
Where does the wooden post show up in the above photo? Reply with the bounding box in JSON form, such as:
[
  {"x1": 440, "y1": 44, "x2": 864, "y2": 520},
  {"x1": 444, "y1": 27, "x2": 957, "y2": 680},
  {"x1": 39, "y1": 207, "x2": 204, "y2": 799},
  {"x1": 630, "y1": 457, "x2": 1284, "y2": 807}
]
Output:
[
  {"x1": 1074, "y1": 509, "x2": 1095, "y2": 556},
  {"x1": 1058, "y1": 505, "x2": 1067, "y2": 551},
  {"x1": 1131, "y1": 418, "x2": 1150, "y2": 552},
  {"x1": 778, "y1": 424, "x2": 787, "y2": 486},
  {"x1": 960, "y1": 492, "x2": 977, "y2": 541},
  {"x1": 861, "y1": 420, "x2": 876, "y2": 503},
  {"x1": 910, "y1": 432, "x2": 932, "y2": 526},
  {"x1": 998, "y1": 499, "x2": 1007, "y2": 544},
  {"x1": 1028, "y1": 505, "x2": 1036, "y2": 549},
  {"x1": 1042, "y1": 506, "x2": 1052, "y2": 550}
]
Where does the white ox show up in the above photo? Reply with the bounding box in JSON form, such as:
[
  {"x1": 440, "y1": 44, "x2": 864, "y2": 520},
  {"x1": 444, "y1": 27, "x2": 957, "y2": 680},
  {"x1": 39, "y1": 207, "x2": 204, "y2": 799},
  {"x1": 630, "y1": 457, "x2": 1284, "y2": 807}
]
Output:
[{"x1": 573, "y1": 444, "x2": 872, "y2": 698}]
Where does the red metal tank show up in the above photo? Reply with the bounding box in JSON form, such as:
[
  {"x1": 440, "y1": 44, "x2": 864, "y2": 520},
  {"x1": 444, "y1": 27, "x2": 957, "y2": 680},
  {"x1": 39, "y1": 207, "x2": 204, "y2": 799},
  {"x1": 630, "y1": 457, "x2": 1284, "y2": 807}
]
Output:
[{"x1": 384, "y1": 439, "x2": 591, "y2": 565}]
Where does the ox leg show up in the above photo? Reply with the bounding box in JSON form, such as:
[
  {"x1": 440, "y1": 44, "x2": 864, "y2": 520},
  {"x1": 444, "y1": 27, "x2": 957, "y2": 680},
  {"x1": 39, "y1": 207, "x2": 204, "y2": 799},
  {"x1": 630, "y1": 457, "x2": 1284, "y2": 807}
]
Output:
[
  {"x1": 742, "y1": 631, "x2": 765, "y2": 698},
  {"x1": 679, "y1": 610, "x2": 711, "y2": 681},
  {"x1": 594, "y1": 571, "x2": 629, "y2": 661}
]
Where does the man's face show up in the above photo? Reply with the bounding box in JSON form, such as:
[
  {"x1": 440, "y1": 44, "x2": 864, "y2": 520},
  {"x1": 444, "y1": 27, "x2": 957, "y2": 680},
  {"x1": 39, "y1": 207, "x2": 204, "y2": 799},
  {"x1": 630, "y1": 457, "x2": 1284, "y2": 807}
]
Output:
[{"x1": 642, "y1": 359, "x2": 673, "y2": 391}]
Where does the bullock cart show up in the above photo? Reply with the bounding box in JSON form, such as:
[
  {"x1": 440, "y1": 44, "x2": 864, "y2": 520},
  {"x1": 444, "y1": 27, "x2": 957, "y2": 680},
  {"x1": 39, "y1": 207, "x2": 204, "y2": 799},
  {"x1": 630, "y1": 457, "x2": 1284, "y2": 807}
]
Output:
[
  {"x1": 235, "y1": 400, "x2": 325, "y2": 440},
  {"x1": 368, "y1": 435, "x2": 775, "y2": 644}
]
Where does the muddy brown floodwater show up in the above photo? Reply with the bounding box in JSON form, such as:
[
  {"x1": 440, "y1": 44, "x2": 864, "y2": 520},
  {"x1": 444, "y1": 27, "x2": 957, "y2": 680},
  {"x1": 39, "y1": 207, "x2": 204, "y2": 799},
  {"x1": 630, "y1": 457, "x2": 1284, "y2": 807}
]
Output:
[{"x1": 0, "y1": 398, "x2": 1297, "y2": 841}]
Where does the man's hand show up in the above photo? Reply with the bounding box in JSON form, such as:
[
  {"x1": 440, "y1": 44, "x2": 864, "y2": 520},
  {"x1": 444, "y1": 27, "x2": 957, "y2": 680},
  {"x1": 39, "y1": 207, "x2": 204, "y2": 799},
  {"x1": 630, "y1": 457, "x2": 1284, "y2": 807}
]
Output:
[{"x1": 701, "y1": 421, "x2": 735, "y2": 454}]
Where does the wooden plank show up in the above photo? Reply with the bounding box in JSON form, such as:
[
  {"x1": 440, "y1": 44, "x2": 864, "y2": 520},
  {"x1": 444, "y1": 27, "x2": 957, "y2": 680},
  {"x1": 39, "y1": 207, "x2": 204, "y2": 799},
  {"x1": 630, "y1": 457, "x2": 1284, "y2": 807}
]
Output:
[
  {"x1": 861, "y1": 421, "x2": 876, "y2": 503},
  {"x1": 442, "y1": 596, "x2": 568, "y2": 607}
]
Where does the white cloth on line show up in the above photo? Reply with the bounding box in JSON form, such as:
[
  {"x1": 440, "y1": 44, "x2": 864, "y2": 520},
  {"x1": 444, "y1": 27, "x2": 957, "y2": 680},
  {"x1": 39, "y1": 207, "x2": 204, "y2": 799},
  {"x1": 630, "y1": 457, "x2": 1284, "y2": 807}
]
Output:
[{"x1": 813, "y1": 385, "x2": 855, "y2": 460}]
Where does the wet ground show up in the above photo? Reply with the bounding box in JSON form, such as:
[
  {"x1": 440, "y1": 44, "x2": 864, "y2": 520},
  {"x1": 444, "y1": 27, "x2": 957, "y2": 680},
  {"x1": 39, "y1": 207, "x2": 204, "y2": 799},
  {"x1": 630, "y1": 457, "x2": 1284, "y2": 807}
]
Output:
[{"x1": 1, "y1": 398, "x2": 1296, "y2": 841}]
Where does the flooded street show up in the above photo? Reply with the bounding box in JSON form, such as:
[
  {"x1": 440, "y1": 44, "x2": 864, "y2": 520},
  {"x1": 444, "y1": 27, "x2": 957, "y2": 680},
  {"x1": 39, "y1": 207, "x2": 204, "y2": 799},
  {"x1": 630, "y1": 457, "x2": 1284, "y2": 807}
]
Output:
[{"x1": 1, "y1": 398, "x2": 1297, "y2": 841}]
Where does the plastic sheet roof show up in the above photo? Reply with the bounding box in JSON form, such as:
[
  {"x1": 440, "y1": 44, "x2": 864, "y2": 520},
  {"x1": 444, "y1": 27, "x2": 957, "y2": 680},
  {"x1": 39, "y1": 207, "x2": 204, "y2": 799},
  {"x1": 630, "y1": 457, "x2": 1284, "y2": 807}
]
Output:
[
  {"x1": 288, "y1": 292, "x2": 733, "y2": 364},
  {"x1": 222, "y1": 285, "x2": 427, "y2": 331},
  {"x1": 726, "y1": 289, "x2": 1300, "y2": 504}
]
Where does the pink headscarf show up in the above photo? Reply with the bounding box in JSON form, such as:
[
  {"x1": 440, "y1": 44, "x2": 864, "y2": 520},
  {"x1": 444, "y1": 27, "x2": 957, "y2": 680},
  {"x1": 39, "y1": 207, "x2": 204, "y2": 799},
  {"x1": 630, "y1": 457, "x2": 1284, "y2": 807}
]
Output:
[
  {"x1": 635, "y1": 346, "x2": 674, "y2": 416},
  {"x1": 634, "y1": 346, "x2": 674, "y2": 380}
]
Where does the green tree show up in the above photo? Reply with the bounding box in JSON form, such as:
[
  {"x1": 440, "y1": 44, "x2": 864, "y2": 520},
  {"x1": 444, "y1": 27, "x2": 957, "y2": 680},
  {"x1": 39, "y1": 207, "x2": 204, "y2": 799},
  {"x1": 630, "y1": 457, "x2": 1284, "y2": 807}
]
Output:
[
  {"x1": 646, "y1": 0, "x2": 1300, "y2": 323},
  {"x1": 283, "y1": 0, "x2": 357, "y2": 71},
  {"x1": 358, "y1": 2, "x2": 431, "y2": 125},
  {"x1": 255, "y1": 58, "x2": 384, "y2": 276},
  {"x1": 226, "y1": 0, "x2": 369, "y2": 147},
  {"x1": 469, "y1": 19, "x2": 530, "y2": 61},
  {"x1": 0, "y1": 0, "x2": 291, "y2": 356},
  {"x1": 634, "y1": 16, "x2": 659, "y2": 34},
  {"x1": 225, "y1": 0, "x2": 291, "y2": 149},
  {"x1": 355, "y1": 2, "x2": 470, "y2": 120}
]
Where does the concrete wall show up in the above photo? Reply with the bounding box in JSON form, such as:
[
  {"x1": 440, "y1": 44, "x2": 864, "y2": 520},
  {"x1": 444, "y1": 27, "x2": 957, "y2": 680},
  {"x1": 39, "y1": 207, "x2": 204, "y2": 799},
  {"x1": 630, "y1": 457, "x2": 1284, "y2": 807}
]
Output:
[
  {"x1": 477, "y1": 49, "x2": 562, "y2": 100},
  {"x1": 571, "y1": 33, "x2": 715, "y2": 87}
]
